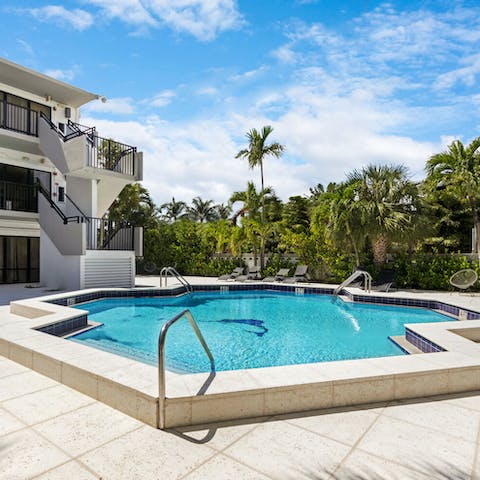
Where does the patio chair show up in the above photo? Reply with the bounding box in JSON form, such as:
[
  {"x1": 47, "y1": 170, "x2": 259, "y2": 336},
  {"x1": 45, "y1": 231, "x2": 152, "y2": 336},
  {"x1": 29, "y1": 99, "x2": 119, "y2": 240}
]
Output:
[
  {"x1": 262, "y1": 268, "x2": 291, "y2": 282},
  {"x1": 218, "y1": 267, "x2": 244, "y2": 281},
  {"x1": 450, "y1": 269, "x2": 478, "y2": 290},
  {"x1": 371, "y1": 269, "x2": 396, "y2": 292},
  {"x1": 235, "y1": 266, "x2": 261, "y2": 282},
  {"x1": 282, "y1": 265, "x2": 309, "y2": 283}
]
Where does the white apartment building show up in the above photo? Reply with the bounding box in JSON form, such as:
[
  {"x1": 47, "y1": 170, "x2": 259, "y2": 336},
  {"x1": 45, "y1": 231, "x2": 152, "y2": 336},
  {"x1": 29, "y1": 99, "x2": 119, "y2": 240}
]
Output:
[{"x1": 0, "y1": 58, "x2": 143, "y2": 290}]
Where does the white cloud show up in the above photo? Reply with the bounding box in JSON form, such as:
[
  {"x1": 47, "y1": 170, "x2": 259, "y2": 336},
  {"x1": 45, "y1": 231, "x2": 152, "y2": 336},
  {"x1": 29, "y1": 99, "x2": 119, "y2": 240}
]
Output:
[
  {"x1": 150, "y1": 90, "x2": 176, "y2": 107},
  {"x1": 197, "y1": 86, "x2": 218, "y2": 96},
  {"x1": 44, "y1": 68, "x2": 75, "y2": 82},
  {"x1": 435, "y1": 53, "x2": 480, "y2": 89},
  {"x1": 83, "y1": 0, "x2": 158, "y2": 27},
  {"x1": 271, "y1": 44, "x2": 296, "y2": 64},
  {"x1": 83, "y1": 0, "x2": 243, "y2": 40},
  {"x1": 81, "y1": 82, "x2": 441, "y2": 205},
  {"x1": 16, "y1": 39, "x2": 34, "y2": 56},
  {"x1": 83, "y1": 97, "x2": 135, "y2": 115},
  {"x1": 230, "y1": 66, "x2": 268, "y2": 82},
  {"x1": 146, "y1": 0, "x2": 243, "y2": 40},
  {"x1": 26, "y1": 6, "x2": 93, "y2": 30}
]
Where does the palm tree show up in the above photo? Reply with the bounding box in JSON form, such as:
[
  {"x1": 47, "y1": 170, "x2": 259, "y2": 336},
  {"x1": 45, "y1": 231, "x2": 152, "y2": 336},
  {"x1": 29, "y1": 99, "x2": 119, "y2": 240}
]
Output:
[
  {"x1": 426, "y1": 137, "x2": 480, "y2": 253},
  {"x1": 159, "y1": 197, "x2": 187, "y2": 223},
  {"x1": 107, "y1": 183, "x2": 158, "y2": 228},
  {"x1": 236, "y1": 125, "x2": 284, "y2": 268},
  {"x1": 326, "y1": 183, "x2": 365, "y2": 267},
  {"x1": 188, "y1": 197, "x2": 218, "y2": 223},
  {"x1": 230, "y1": 182, "x2": 271, "y2": 223},
  {"x1": 215, "y1": 203, "x2": 232, "y2": 220},
  {"x1": 230, "y1": 182, "x2": 272, "y2": 265},
  {"x1": 347, "y1": 164, "x2": 418, "y2": 268}
]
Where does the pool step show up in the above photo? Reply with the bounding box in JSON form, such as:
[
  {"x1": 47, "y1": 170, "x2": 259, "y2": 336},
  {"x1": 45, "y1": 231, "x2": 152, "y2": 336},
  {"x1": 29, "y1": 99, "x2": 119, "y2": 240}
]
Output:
[{"x1": 389, "y1": 335, "x2": 423, "y2": 355}]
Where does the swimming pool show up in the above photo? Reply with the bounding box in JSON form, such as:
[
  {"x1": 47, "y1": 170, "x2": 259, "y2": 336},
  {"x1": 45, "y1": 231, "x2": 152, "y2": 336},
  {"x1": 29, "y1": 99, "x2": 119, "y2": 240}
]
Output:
[{"x1": 71, "y1": 291, "x2": 449, "y2": 373}]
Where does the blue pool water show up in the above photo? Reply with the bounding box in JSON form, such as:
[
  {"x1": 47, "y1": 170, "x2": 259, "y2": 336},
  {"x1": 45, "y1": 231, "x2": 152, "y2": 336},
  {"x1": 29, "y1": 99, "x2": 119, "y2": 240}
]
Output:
[{"x1": 70, "y1": 291, "x2": 448, "y2": 373}]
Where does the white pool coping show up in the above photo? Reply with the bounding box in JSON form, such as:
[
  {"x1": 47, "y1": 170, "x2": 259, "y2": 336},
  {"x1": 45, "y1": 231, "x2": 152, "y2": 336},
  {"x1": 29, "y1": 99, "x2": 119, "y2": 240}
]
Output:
[{"x1": 1, "y1": 280, "x2": 480, "y2": 428}]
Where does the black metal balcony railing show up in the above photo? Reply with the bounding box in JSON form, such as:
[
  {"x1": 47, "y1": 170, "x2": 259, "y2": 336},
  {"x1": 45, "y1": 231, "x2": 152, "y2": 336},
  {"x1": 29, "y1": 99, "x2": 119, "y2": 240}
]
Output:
[
  {"x1": 0, "y1": 181, "x2": 38, "y2": 212},
  {"x1": 86, "y1": 218, "x2": 135, "y2": 251},
  {"x1": 87, "y1": 135, "x2": 136, "y2": 176},
  {"x1": 36, "y1": 182, "x2": 137, "y2": 251},
  {"x1": 0, "y1": 102, "x2": 38, "y2": 136},
  {"x1": 39, "y1": 114, "x2": 137, "y2": 177}
]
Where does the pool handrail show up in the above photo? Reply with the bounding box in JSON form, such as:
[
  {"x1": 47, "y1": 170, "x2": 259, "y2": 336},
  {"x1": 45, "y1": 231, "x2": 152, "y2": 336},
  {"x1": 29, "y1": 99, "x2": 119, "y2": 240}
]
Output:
[
  {"x1": 160, "y1": 266, "x2": 193, "y2": 293},
  {"x1": 333, "y1": 270, "x2": 372, "y2": 297},
  {"x1": 157, "y1": 308, "x2": 215, "y2": 429}
]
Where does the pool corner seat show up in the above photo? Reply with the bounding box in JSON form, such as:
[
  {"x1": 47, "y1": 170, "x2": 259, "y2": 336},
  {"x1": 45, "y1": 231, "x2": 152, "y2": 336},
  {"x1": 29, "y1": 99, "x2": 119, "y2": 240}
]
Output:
[
  {"x1": 262, "y1": 268, "x2": 291, "y2": 282},
  {"x1": 218, "y1": 267, "x2": 244, "y2": 281},
  {"x1": 283, "y1": 265, "x2": 309, "y2": 283}
]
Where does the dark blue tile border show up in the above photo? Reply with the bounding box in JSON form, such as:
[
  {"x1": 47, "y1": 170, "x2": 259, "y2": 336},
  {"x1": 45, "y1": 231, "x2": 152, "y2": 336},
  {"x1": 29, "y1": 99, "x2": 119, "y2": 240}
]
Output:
[
  {"x1": 36, "y1": 314, "x2": 88, "y2": 337},
  {"x1": 405, "y1": 328, "x2": 445, "y2": 353}
]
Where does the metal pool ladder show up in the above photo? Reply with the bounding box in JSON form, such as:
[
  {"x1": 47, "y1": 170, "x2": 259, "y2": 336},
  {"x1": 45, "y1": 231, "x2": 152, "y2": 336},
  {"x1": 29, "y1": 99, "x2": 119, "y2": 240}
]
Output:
[
  {"x1": 333, "y1": 270, "x2": 372, "y2": 298},
  {"x1": 157, "y1": 309, "x2": 215, "y2": 429},
  {"x1": 160, "y1": 266, "x2": 193, "y2": 294}
]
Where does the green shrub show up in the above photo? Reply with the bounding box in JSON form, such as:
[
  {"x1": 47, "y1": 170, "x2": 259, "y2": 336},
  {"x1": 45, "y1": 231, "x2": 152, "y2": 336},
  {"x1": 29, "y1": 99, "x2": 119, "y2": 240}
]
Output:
[
  {"x1": 261, "y1": 254, "x2": 295, "y2": 278},
  {"x1": 394, "y1": 252, "x2": 479, "y2": 290}
]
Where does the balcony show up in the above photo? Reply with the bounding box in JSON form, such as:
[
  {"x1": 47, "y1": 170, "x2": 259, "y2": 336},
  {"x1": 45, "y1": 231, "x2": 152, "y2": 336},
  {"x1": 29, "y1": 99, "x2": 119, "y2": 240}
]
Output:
[
  {"x1": 38, "y1": 115, "x2": 141, "y2": 180},
  {"x1": 84, "y1": 130, "x2": 137, "y2": 177},
  {"x1": 0, "y1": 181, "x2": 38, "y2": 213},
  {"x1": 86, "y1": 218, "x2": 135, "y2": 251},
  {"x1": 0, "y1": 101, "x2": 39, "y2": 137}
]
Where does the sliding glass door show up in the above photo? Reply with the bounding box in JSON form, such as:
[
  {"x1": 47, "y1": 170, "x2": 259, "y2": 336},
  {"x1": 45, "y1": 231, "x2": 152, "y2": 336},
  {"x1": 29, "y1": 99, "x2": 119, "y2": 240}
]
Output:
[{"x1": 0, "y1": 236, "x2": 39, "y2": 283}]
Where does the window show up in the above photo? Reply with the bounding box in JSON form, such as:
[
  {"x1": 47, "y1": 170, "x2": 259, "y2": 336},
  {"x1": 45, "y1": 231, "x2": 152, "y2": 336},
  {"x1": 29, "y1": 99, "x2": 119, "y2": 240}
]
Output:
[
  {"x1": 58, "y1": 186, "x2": 65, "y2": 202},
  {"x1": 0, "y1": 236, "x2": 39, "y2": 284},
  {"x1": 1, "y1": 91, "x2": 51, "y2": 136}
]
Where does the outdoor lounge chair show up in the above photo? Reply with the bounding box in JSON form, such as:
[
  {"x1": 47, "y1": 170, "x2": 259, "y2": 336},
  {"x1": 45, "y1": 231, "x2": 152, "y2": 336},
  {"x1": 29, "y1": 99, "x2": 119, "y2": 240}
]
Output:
[
  {"x1": 282, "y1": 265, "x2": 309, "y2": 283},
  {"x1": 218, "y1": 267, "x2": 244, "y2": 281},
  {"x1": 262, "y1": 268, "x2": 291, "y2": 282},
  {"x1": 235, "y1": 266, "x2": 261, "y2": 282},
  {"x1": 450, "y1": 269, "x2": 478, "y2": 290},
  {"x1": 371, "y1": 269, "x2": 396, "y2": 292}
]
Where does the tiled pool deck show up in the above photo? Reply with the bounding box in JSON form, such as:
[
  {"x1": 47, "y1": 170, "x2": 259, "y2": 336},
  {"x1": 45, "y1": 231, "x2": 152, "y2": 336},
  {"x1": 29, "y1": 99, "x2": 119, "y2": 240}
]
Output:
[
  {"x1": 1, "y1": 276, "x2": 480, "y2": 477},
  {"x1": 1, "y1": 356, "x2": 480, "y2": 479}
]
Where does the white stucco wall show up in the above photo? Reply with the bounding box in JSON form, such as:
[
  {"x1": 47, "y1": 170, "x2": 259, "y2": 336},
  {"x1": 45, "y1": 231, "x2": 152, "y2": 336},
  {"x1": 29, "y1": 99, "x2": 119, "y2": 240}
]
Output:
[{"x1": 40, "y1": 228, "x2": 82, "y2": 290}]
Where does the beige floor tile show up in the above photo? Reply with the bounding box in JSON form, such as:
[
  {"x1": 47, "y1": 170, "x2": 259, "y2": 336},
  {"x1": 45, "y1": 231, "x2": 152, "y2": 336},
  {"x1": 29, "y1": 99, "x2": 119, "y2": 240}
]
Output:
[
  {"x1": 0, "y1": 359, "x2": 29, "y2": 378},
  {"x1": 185, "y1": 453, "x2": 271, "y2": 479},
  {"x1": 0, "y1": 428, "x2": 70, "y2": 480},
  {"x1": 223, "y1": 420, "x2": 351, "y2": 479},
  {"x1": 445, "y1": 392, "x2": 480, "y2": 412},
  {"x1": 79, "y1": 425, "x2": 216, "y2": 480},
  {"x1": 0, "y1": 407, "x2": 25, "y2": 436},
  {"x1": 0, "y1": 370, "x2": 56, "y2": 401},
  {"x1": 35, "y1": 460, "x2": 100, "y2": 480},
  {"x1": 332, "y1": 450, "x2": 433, "y2": 480},
  {"x1": 3, "y1": 384, "x2": 94, "y2": 426},
  {"x1": 172, "y1": 417, "x2": 268, "y2": 451},
  {"x1": 33, "y1": 402, "x2": 142, "y2": 456},
  {"x1": 357, "y1": 415, "x2": 476, "y2": 476},
  {"x1": 284, "y1": 406, "x2": 380, "y2": 446},
  {"x1": 382, "y1": 398, "x2": 480, "y2": 442}
]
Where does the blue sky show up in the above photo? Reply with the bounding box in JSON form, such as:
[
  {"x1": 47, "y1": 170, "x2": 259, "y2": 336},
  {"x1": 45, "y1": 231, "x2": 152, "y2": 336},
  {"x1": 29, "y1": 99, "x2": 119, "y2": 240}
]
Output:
[{"x1": 3, "y1": 0, "x2": 480, "y2": 204}]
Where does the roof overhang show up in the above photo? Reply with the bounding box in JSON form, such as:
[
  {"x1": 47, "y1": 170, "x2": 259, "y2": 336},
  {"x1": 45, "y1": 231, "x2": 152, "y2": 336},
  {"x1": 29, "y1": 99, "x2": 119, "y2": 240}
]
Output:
[{"x1": 0, "y1": 57, "x2": 100, "y2": 108}]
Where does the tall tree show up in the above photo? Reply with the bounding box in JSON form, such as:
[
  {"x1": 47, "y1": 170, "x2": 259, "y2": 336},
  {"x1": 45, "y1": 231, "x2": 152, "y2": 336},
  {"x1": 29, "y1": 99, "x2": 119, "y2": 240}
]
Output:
[
  {"x1": 235, "y1": 126, "x2": 285, "y2": 268},
  {"x1": 230, "y1": 182, "x2": 273, "y2": 265},
  {"x1": 426, "y1": 137, "x2": 480, "y2": 253},
  {"x1": 347, "y1": 164, "x2": 418, "y2": 268},
  {"x1": 159, "y1": 197, "x2": 187, "y2": 223},
  {"x1": 107, "y1": 183, "x2": 157, "y2": 228},
  {"x1": 187, "y1": 197, "x2": 218, "y2": 223}
]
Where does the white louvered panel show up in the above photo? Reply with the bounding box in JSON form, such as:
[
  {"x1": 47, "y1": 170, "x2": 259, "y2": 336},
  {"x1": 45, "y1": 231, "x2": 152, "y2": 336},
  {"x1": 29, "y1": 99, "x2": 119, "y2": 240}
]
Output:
[{"x1": 83, "y1": 256, "x2": 133, "y2": 288}]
